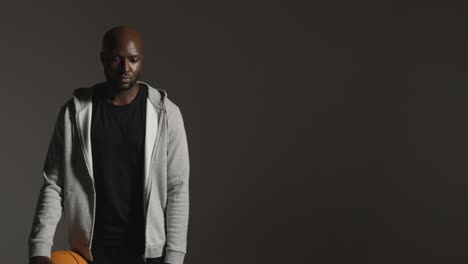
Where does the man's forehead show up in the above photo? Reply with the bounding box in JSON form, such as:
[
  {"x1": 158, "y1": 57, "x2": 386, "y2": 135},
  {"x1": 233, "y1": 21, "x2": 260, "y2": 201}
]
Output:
[
  {"x1": 103, "y1": 39, "x2": 143, "y2": 55},
  {"x1": 105, "y1": 41, "x2": 142, "y2": 55}
]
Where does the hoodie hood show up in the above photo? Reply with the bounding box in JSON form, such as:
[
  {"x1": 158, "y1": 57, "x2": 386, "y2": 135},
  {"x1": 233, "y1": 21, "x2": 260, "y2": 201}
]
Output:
[{"x1": 72, "y1": 81, "x2": 168, "y2": 112}]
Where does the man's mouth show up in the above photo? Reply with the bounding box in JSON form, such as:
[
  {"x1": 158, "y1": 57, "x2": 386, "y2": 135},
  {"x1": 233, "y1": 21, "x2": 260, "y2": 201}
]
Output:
[{"x1": 119, "y1": 76, "x2": 131, "y2": 83}]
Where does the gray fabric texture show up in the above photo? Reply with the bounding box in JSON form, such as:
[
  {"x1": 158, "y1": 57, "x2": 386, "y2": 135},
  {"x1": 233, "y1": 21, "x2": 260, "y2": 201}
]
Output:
[{"x1": 28, "y1": 81, "x2": 190, "y2": 264}]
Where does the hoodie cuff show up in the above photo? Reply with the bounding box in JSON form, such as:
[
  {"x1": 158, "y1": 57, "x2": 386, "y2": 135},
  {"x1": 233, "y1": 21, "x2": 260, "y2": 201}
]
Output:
[
  {"x1": 29, "y1": 242, "x2": 52, "y2": 258},
  {"x1": 164, "y1": 250, "x2": 185, "y2": 264}
]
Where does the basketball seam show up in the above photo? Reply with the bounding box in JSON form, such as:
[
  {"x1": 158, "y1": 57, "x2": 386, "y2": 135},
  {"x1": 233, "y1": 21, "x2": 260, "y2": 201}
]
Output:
[{"x1": 66, "y1": 251, "x2": 81, "y2": 264}]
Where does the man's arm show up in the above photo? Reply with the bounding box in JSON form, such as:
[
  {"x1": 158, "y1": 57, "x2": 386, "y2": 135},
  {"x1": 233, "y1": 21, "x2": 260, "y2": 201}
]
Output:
[
  {"x1": 165, "y1": 105, "x2": 190, "y2": 264},
  {"x1": 28, "y1": 105, "x2": 67, "y2": 263}
]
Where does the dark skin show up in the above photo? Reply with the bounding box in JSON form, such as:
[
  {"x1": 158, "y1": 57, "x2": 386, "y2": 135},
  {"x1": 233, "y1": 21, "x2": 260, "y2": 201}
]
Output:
[
  {"x1": 100, "y1": 25, "x2": 144, "y2": 106},
  {"x1": 29, "y1": 26, "x2": 164, "y2": 264}
]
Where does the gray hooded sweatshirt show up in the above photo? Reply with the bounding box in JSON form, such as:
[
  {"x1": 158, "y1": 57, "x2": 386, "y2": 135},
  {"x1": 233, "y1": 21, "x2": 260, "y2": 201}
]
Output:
[{"x1": 28, "y1": 81, "x2": 190, "y2": 264}]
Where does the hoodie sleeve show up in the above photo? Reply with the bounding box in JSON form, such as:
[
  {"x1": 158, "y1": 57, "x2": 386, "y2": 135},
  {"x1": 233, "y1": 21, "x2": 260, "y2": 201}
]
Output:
[
  {"x1": 165, "y1": 105, "x2": 190, "y2": 264},
  {"x1": 28, "y1": 104, "x2": 67, "y2": 258}
]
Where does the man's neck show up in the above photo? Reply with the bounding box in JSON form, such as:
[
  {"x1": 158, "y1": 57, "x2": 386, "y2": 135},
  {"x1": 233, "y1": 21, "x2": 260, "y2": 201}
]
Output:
[{"x1": 103, "y1": 82, "x2": 140, "y2": 106}]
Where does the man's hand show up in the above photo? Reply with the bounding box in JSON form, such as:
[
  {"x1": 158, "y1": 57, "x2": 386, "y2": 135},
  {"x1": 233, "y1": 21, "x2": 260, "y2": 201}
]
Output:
[{"x1": 29, "y1": 256, "x2": 53, "y2": 264}]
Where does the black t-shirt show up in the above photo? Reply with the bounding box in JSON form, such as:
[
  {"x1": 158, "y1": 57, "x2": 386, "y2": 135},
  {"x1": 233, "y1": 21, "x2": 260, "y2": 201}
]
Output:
[{"x1": 90, "y1": 84, "x2": 147, "y2": 254}]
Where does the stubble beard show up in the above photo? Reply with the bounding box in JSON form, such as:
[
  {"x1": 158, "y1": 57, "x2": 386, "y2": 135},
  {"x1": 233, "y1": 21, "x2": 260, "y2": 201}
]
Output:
[{"x1": 106, "y1": 72, "x2": 141, "y2": 93}]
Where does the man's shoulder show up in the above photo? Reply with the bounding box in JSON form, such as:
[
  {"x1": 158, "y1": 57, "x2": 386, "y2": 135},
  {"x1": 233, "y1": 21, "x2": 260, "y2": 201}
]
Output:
[
  {"x1": 62, "y1": 82, "x2": 105, "y2": 111},
  {"x1": 165, "y1": 97, "x2": 180, "y2": 112},
  {"x1": 72, "y1": 82, "x2": 104, "y2": 101},
  {"x1": 72, "y1": 87, "x2": 94, "y2": 101},
  {"x1": 143, "y1": 81, "x2": 181, "y2": 113}
]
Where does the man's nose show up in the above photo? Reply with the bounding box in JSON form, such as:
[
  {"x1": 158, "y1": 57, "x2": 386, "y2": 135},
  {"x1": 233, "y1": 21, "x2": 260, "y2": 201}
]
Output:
[{"x1": 119, "y1": 58, "x2": 131, "y2": 73}]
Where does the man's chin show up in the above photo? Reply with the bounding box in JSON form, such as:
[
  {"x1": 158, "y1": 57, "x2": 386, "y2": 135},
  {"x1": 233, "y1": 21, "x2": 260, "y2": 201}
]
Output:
[
  {"x1": 119, "y1": 83, "x2": 132, "y2": 90},
  {"x1": 106, "y1": 76, "x2": 140, "y2": 92},
  {"x1": 111, "y1": 81, "x2": 136, "y2": 91}
]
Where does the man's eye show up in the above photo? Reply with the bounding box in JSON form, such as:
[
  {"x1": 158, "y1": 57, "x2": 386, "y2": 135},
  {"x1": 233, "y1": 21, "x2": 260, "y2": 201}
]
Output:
[
  {"x1": 111, "y1": 57, "x2": 121, "y2": 62},
  {"x1": 131, "y1": 58, "x2": 138, "y2": 63}
]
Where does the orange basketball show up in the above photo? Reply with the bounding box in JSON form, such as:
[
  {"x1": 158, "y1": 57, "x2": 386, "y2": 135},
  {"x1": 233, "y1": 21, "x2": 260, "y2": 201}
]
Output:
[{"x1": 50, "y1": 250, "x2": 88, "y2": 264}]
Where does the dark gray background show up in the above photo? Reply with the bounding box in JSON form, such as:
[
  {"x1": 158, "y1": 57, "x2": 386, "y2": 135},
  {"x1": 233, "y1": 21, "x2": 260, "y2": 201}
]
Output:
[{"x1": 2, "y1": 1, "x2": 468, "y2": 263}]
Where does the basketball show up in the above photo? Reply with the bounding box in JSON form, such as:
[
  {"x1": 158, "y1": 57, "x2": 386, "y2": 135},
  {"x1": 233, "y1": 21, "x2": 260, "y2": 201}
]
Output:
[{"x1": 50, "y1": 250, "x2": 88, "y2": 264}]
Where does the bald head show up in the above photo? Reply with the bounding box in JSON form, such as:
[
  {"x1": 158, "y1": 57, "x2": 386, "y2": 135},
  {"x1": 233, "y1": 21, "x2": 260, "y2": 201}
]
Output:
[
  {"x1": 101, "y1": 25, "x2": 143, "y2": 53},
  {"x1": 100, "y1": 25, "x2": 144, "y2": 92}
]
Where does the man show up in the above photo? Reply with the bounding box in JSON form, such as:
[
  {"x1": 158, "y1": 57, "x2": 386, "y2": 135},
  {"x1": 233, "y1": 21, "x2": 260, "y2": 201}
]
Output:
[{"x1": 28, "y1": 26, "x2": 190, "y2": 264}]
